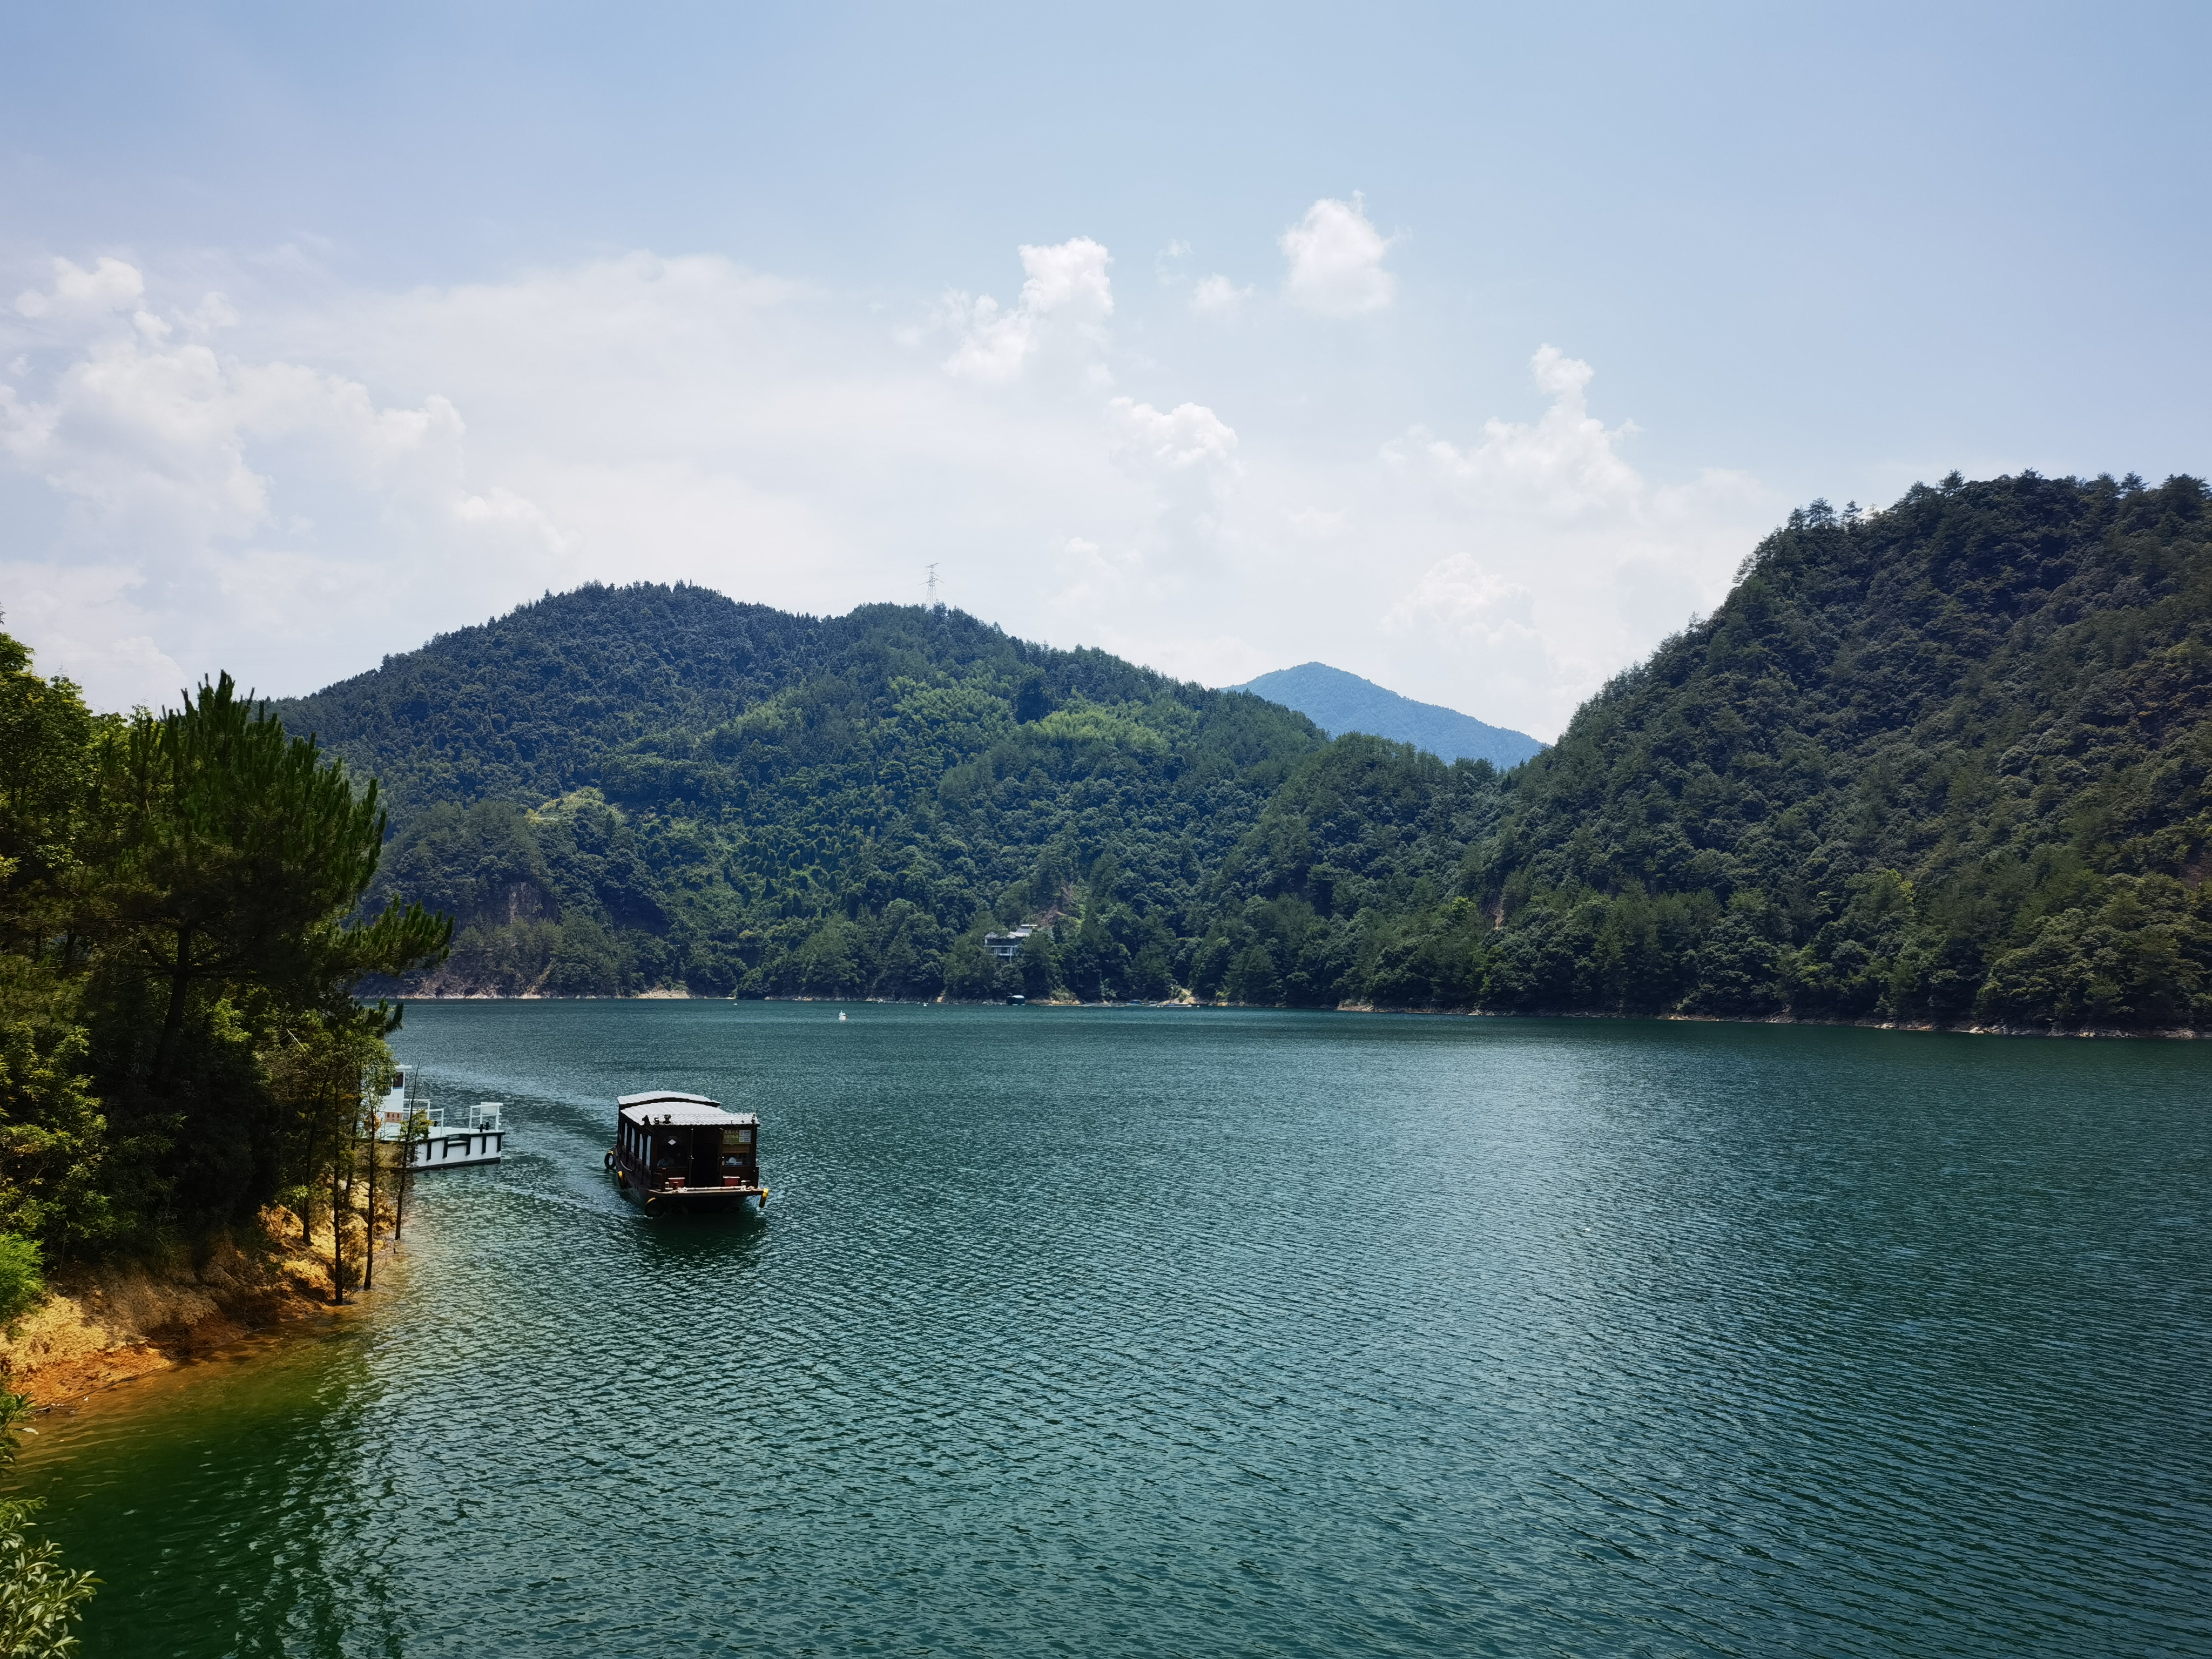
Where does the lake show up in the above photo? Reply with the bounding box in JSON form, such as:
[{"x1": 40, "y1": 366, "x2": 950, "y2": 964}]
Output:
[{"x1": 18, "y1": 1002, "x2": 2210, "y2": 1657}]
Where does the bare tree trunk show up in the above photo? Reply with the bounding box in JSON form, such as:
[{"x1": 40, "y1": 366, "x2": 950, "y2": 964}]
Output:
[
  {"x1": 361, "y1": 1103, "x2": 378, "y2": 1292},
  {"x1": 153, "y1": 926, "x2": 193, "y2": 1086},
  {"x1": 327, "y1": 1148, "x2": 346, "y2": 1306},
  {"x1": 298, "y1": 1114, "x2": 319, "y2": 1247}
]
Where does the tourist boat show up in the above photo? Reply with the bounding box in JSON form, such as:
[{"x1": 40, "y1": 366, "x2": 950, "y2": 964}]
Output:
[
  {"x1": 373, "y1": 1066, "x2": 505, "y2": 1169},
  {"x1": 605, "y1": 1090, "x2": 765, "y2": 1211}
]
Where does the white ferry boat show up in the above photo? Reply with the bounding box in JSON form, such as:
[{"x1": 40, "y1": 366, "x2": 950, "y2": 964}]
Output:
[{"x1": 374, "y1": 1067, "x2": 505, "y2": 1169}]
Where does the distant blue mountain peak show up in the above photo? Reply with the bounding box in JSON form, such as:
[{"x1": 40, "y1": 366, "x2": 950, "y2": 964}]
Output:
[{"x1": 1228, "y1": 662, "x2": 1545, "y2": 768}]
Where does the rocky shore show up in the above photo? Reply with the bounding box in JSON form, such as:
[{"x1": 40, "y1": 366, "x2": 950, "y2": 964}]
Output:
[{"x1": 0, "y1": 1218, "x2": 367, "y2": 1408}]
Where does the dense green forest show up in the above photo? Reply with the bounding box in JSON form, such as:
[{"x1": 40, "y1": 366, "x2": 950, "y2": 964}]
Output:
[
  {"x1": 0, "y1": 643, "x2": 448, "y2": 1263},
  {"x1": 1462, "y1": 470, "x2": 2212, "y2": 1027},
  {"x1": 277, "y1": 470, "x2": 2212, "y2": 1030},
  {"x1": 279, "y1": 597, "x2": 1338, "y2": 1000}
]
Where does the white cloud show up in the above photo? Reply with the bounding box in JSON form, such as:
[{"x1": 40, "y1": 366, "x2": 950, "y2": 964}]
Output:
[
  {"x1": 941, "y1": 237, "x2": 1114, "y2": 385},
  {"x1": 1398, "y1": 345, "x2": 1645, "y2": 515},
  {"x1": 1105, "y1": 396, "x2": 1238, "y2": 481},
  {"x1": 1190, "y1": 274, "x2": 1253, "y2": 319},
  {"x1": 1280, "y1": 195, "x2": 1395, "y2": 316},
  {"x1": 1034, "y1": 396, "x2": 1245, "y2": 622},
  {"x1": 0, "y1": 243, "x2": 1768, "y2": 741},
  {"x1": 0, "y1": 255, "x2": 564, "y2": 706},
  {"x1": 15, "y1": 256, "x2": 144, "y2": 321},
  {"x1": 1283, "y1": 506, "x2": 1345, "y2": 540},
  {"x1": 1370, "y1": 346, "x2": 1769, "y2": 730},
  {"x1": 1381, "y1": 556, "x2": 1556, "y2": 712},
  {"x1": 0, "y1": 554, "x2": 181, "y2": 697},
  {"x1": 1386, "y1": 556, "x2": 1535, "y2": 633}
]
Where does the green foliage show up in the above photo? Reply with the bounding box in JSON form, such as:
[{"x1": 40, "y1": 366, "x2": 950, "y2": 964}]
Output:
[
  {"x1": 0, "y1": 1391, "x2": 96, "y2": 1654},
  {"x1": 0, "y1": 976, "x2": 116, "y2": 1255},
  {"x1": 0, "y1": 642, "x2": 104, "y2": 957},
  {"x1": 1455, "y1": 473, "x2": 2212, "y2": 1025},
  {"x1": 939, "y1": 932, "x2": 1005, "y2": 1001},
  {"x1": 0, "y1": 1496, "x2": 97, "y2": 1657},
  {"x1": 0, "y1": 1239, "x2": 42, "y2": 1332},
  {"x1": 287, "y1": 595, "x2": 1326, "y2": 1000},
  {"x1": 0, "y1": 636, "x2": 451, "y2": 1257},
  {"x1": 280, "y1": 475, "x2": 2212, "y2": 1030},
  {"x1": 93, "y1": 674, "x2": 449, "y2": 1080}
]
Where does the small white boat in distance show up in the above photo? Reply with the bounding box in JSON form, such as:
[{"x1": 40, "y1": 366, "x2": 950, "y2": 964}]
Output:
[{"x1": 375, "y1": 1067, "x2": 505, "y2": 1169}]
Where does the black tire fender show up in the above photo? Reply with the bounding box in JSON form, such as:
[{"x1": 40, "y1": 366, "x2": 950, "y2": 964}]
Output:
[{"x1": 604, "y1": 1150, "x2": 617, "y2": 1171}]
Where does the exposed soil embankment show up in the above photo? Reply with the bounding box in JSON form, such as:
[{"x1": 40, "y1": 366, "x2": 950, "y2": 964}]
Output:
[{"x1": 0, "y1": 1216, "x2": 369, "y2": 1406}]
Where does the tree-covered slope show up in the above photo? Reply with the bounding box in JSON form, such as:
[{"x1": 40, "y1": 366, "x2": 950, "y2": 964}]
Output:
[
  {"x1": 275, "y1": 585, "x2": 881, "y2": 820},
  {"x1": 281, "y1": 472, "x2": 2212, "y2": 1028},
  {"x1": 1181, "y1": 736, "x2": 1506, "y2": 1007},
  {"x1": 277, "y1": 590, "x2": 1329, "y2": 997},
  {"x1": 1453, "y1": 471, "x2": 2212, "y2": 1026},
  {"x1": 1231, "y1": 662, "x2": 1545, "y2": 766}
]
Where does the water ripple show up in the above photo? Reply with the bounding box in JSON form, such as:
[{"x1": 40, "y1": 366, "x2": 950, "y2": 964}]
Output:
[{"x1": 19, "y1": 1006, "x2": 2212, "y2": 1657}]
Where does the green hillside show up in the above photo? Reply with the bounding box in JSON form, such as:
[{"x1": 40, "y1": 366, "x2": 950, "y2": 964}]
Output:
[
  {"x1": 276, "y1": 593, "x2": 1332, "y2": 997},
  {"x1": 1435, "y1": 471, "x2": 2212, "y2": 1026},
  {"x1": 278, "y1": 470, "x2": 2212, "y2": 1029}
]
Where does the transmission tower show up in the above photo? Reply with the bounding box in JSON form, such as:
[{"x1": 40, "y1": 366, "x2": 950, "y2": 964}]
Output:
[{"x1": 926, "y1": 563, "x2": 941, "y2": 609}]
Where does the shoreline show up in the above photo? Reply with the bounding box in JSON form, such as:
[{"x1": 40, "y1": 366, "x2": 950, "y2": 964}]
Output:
[
  {"x1": 1, "y1": 1213, "x2": 405, "y2": 1413},
  {"x1": 398, "y1": 989, "x2": 2203, "y2": 1039}
]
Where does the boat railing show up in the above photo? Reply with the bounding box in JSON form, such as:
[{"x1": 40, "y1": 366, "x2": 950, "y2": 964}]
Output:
[
  {"x1": 423, "y1": 1102, "x2": 501, "y2": 1132},
  {"x1": 379, "y1": 1101, "x2": 502, "y2": 1138}
]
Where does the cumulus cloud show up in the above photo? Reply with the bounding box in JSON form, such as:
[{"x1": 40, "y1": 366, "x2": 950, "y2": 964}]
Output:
[
  {"x1": 1105, "y1": 397, "x2": 1238, "y2": 482},
  {"x1": 14, "y1": 255, "x2": 143, "y2": 321},
  {"x1": 0, "y1": 255, "x2": 564, "y2": 705},
  {"x1": 941, "y1": 237, "x2": 1114, "y2": 384},
  {"x1": 1281, "y1": 195, "x2": 1395, "y2": 316},
  {"x1": 1397, "y1": 345, "x2": 1640, "y2": 514},
  {"x1": 1380, "y1": 556, "x2": 1555, "y2": 709},
  {"x1": 0, "y1": 239, "x2": 1769, "y2": 740},
  {"x1": 1034, "y1": 397, "x2": 1245, "y2": 621},
  {"x1": 0, "y1": 556, "x2": 186, "y2": 705},
  {"x1": 1371, "y1": 346, "x2": 1769, "y2": 729},
  {"x1": 1190, "y1": 274, "x2": 1253, "y2": 319}
]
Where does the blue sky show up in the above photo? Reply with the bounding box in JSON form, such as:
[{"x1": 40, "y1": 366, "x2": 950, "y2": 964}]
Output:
[{"x1": 3, "y1": 2, "x2": 2206, "y2": 736}]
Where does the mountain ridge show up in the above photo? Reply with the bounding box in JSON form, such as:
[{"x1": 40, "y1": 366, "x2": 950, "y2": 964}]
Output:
[
  {"x1": 273, "y1": 471, "x2": 2212, "y2": 1029},
  {"x1": 1228, "y1": 662, "x2": 1544, "y2": 768}
]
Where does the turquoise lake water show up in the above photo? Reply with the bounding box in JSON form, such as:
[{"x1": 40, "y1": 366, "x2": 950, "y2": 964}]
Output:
[{"x1": 17, "y1": 1002, "x2": 2210, "y2": 1656}]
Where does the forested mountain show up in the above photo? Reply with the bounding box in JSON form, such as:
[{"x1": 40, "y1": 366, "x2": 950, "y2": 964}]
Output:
[
  {"x1": 1455, "y1": 471, "x2": 2212, "y2": 1027},
  {"x1": 1231, "y1": 662, "x2": 1544, "y2": 767},
  {"x1": 276, "y1": 470, "x2": 2212, "y2": 1029},
  {"x1": 275, "y1": 595, "x2": 1333, "y2": 998}
]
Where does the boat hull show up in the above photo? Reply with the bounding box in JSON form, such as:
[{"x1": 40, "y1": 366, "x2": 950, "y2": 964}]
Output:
[
  {"x1": 611, "y1": 1165, "x2": 765, "y2": 1212},
  {"x1": 410, "y1": 1130, "x2": 503, "y2": 1169}
]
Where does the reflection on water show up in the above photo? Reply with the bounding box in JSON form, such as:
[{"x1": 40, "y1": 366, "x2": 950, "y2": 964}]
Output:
[{"x1": 17, "y1": 1004, "x2": 2211, "y2": 1657}]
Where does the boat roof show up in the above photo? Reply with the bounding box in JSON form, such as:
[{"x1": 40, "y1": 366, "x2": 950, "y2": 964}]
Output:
[{"x1": 618, "y1": 1091, "x2": 756, "y2": 1127}]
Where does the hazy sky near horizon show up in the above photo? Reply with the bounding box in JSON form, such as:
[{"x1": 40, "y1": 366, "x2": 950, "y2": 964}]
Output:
[{"x1": 3, "y1": 2, "x2": 2207, "y2": 739}]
